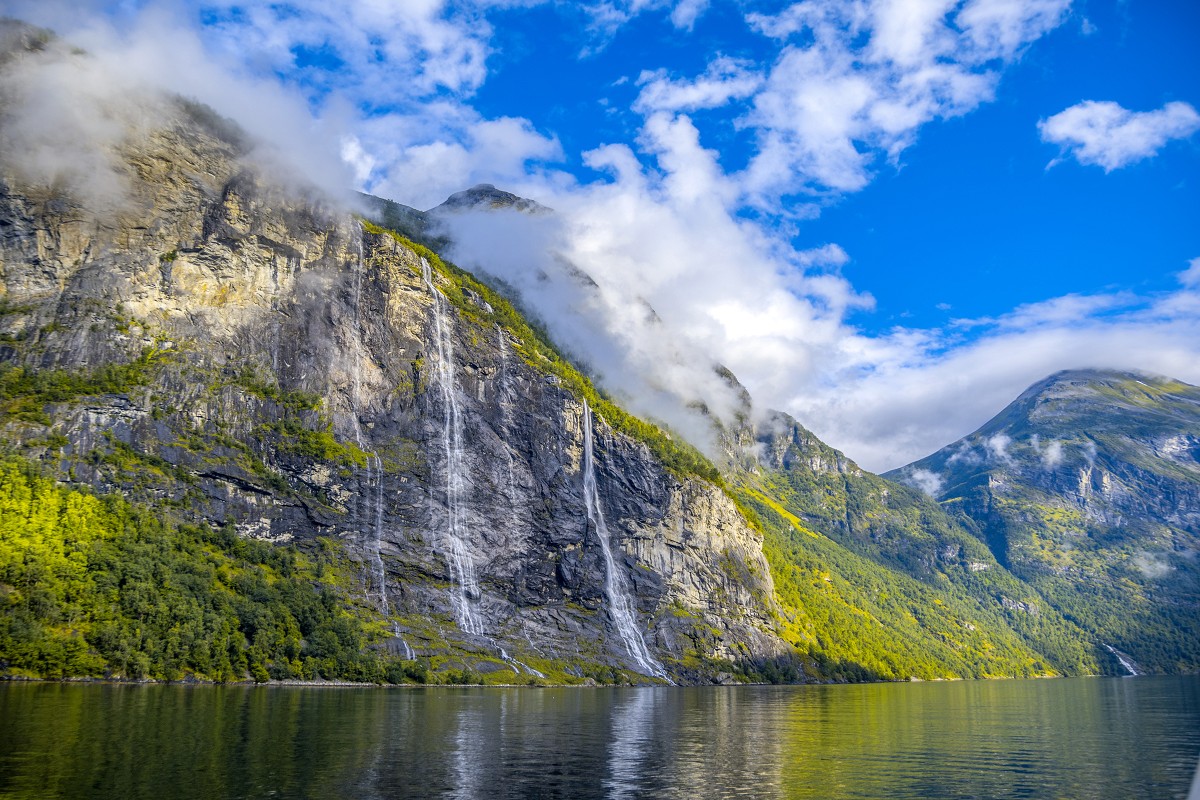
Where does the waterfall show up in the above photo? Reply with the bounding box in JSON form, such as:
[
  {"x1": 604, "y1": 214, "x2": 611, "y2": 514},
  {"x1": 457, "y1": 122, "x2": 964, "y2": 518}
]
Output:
[
  {"x1": 421, "y1": 257, "x2": 484, "y2": 637},
  {"x1": 1104, "y1": 644, "x2": 1140, "y2": 676},
  {"x1": 581, "y1": 400, "x2": 668, "y2": 680},
  {"x1": 496, "y1": 325, "x2": 518, "y2": 500},
  {"x1": 498, "y1": 645, "x2": 546, "y2": 679},
  {"x1": 351, "y1": 228, "x2": 412, "y2": 658}
]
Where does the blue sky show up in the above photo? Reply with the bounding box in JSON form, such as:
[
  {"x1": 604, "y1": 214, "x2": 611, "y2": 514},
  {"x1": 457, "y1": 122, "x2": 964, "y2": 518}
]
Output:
[{"x1": 12, "y1": 0, "x2": 1200, "y2": 470}]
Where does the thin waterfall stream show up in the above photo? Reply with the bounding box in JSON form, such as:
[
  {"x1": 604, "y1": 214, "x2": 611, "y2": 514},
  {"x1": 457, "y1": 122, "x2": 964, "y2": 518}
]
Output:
[
  {"x1": 1104, "y1": 644, "x2": 1140, "y2": 676},
  {"x1": 421, "y1": 257, "x2": 484, "y2": 637},
  {"x1": 581, "y1": 400, "x2": 669, "y2": 680},
  {"x1": 350, "y1": 230, "x2": 413, "y2": 660},
  {"x1": 496, "y1": 324, "x2": 518, "y2": 501}
]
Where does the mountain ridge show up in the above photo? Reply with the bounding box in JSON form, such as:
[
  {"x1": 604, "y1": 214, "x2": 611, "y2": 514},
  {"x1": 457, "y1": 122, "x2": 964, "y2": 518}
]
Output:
[{"x1": 887, "y1": 369, "x2": 1200, "y2": 673}]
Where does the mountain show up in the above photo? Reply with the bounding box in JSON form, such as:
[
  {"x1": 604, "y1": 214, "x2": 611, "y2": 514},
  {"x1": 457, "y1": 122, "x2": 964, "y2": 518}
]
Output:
[
  {"x1": 0, "y1": 24, "x2": 787, "y2": 684},
  {"x1": 725, "y1": 410, "x2": 1097, "y2": 680},
  {"x1": 1, "y1": 23, "x2": 1191, "y2": 685},
  {"x1": 888, "y1": 370, "x2": 1200, "y2": 673}
]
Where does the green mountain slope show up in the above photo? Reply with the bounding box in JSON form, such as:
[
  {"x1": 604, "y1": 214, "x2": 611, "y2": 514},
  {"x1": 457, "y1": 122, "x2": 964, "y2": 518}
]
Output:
[
  {"x1": 888, "y1": 370, "x2": 1200, "y2": 674},
  {"x1": 727, "y1": 411, "x2": 1098, "y2": 680}
]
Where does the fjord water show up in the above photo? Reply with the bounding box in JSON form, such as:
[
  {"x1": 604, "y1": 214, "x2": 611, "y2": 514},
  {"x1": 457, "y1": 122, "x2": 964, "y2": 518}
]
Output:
[{"x1": 1, "y1": 678, "x2": 1197, "y2": 799}]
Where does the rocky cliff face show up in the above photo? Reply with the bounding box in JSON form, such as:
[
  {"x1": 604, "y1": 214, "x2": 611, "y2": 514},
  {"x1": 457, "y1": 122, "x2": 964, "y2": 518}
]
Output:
[
  {"x1": 0, "y1": 74, "x2": 785, "y2": 682},
  {"x1": 888, "y1": 370, "x2": 1200, "y2": 673}
]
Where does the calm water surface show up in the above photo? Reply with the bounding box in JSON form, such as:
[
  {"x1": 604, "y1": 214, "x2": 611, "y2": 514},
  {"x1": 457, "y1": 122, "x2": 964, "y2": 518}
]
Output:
[{"x1": 1, "y1": 677, "x2": 1198, "y2": 799}]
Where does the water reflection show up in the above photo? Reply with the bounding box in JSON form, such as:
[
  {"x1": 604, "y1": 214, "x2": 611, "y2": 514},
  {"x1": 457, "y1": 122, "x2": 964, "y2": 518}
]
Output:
[
  {"x1": 605, "y1": 687, "x2": 658, "y2": 798},
  {"x1": 1, "y1": 678, "x2": 1197, "y2": 799}
]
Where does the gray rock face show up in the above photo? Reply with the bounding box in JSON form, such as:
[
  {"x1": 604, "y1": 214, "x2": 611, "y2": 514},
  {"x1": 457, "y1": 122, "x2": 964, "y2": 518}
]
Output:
[{"x1": 0, "y1": 89, "x2": 784, "y2": 681}]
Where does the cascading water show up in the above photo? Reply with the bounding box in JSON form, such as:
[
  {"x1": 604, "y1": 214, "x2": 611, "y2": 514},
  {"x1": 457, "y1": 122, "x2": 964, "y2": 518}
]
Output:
[
  {"x1": 421, "y1": 257, "x2": 484, "y2": 637},
  {"x1": 1104, "y1": 644, "x2": 1140, "y2": 676},
  {"x1": 350, "y1": 229, "x2": 413, "y2": 659},
  {"x1": 496, "y1": 325, "x2": 518, "y2": 500},
  {"x1": 581, "y1": 400, "x2": 668, "y2": 680}
]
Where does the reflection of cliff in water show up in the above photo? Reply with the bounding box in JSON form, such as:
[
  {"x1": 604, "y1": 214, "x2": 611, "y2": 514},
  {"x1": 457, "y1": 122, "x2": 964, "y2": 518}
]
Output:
[{"x1": 2, "y1": 680, "x2": 1198, "y2": 799}]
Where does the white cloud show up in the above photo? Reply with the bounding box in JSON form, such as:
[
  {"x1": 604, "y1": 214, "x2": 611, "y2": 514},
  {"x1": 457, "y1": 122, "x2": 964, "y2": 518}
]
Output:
[
  {"x1": 635, "y1": 57, "x2": 763, "y2": 114},
  {"x1": 956, "y1": 0, "x2": 1071, "y2": 60},
  {"x1": 438, "y1": 112, "x2": 872, "y2": 454},
  {"x1": 1039, "y1": 100, "x2": 1200, "y2": 171},
  {"x1": 786, "y1": 294, "x2": 1200, "y2": 471},
  {"x1": 670, "y1": 0, "x2": 710, "y2": 30},
  {"x1": 1133, "y1": 552, "x2": 1172, "y2": 580},
  {"x1": 355, "y1": 111, "x2": 563, "y2": 210},
  {"x1": 1180, "y1": 258, "x2": 1200, "y2": 289},
  {"x1": 737, "y1": 0, "x2": 1068, "y2": 201},
  {"x1": 953, "y1": 292, "x2": 1137, "y2": 331},
  {"x1": 2, "y1": 1, "x2": 572, "y2": 209},
  {"x1": 986, "y1": 433, "x2": 1013, "y2": 464},
  {"x1": 0, "y1": 26, "x2": 165, "y2": 213},
  {"x1": 1041, "y1": 439, "x2": 1064, "y2": 468},
  {"x1": 579, "y1": 0, "x2": 713, "y2": 39},
  {"x1": 907, "y1": 467, "x2": 945, "y2": 497}
]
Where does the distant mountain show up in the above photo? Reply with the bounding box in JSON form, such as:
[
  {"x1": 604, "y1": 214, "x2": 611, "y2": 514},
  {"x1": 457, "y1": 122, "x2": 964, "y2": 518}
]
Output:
[
  {"x1": 355, "y1": 183, "x2": 547, "y2": 252},
  {"x1": 888, "y1": 370, "x2": 1200, "y2": 673},
  {"x1": 726, "y1": 409, "x2": 1097, "y2": 681}
]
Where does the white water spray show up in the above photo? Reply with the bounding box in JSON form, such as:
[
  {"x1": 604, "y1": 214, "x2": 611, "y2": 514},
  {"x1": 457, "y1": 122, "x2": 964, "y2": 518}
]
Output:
[
  {"x1": 1104, "y1": 644, "x2": 1140, "y2": 676},
  {"x1": 581, "y1": 401, "x2": 668, "y2": 680},
  {"x1": 421, "y1": 257, "x2": 484, "y2": 637},
  {"x1": 351, "y1": 229, "x2": 413, "y2": 658}
]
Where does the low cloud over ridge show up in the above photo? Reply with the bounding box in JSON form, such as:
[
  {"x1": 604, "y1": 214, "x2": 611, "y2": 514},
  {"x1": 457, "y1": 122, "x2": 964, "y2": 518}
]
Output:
[{"x1": 5, "y1": 2, "x2": 1199, "y2": 474}]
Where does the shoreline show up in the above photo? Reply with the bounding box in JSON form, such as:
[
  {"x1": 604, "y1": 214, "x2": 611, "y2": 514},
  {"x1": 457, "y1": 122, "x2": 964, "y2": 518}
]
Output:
[{"x1": 0, "y1": 671, "x2": 1107, "y2": 690}]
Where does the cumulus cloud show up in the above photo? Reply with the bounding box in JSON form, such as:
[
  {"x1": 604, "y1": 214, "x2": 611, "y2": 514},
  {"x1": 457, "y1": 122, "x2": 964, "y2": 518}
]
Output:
[
  {"x1": 738, "y1": 0, "x2": 1069, "y2": 200},
  {"x1": 11, "y1": 1, "x2": 1199, "y2": 479},
  {"x1": 350, "y1": 110, "x2": 563, "y2": 210},
  {"x1": 1180, "y1": 258, "x2": 1200, "y2": 289},
  {"x1": 1039, "y1": 100, "x2": 1200, "y2": 171}
]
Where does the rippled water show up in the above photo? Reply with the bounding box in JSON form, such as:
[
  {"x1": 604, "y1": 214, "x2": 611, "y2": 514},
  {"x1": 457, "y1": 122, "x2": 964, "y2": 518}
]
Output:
[{"x1": 1, "y1": 677, "x2": 1197, "y2": 799}]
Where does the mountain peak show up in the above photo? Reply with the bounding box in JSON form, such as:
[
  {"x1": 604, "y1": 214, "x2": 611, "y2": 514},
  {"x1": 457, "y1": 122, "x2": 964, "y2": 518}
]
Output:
[
  {"x1": 884, "y1": 368, "x2": 1200, "y2": 674},
  {"x1": 432, "y1": 183, "x2": 549, "y2": 215}
]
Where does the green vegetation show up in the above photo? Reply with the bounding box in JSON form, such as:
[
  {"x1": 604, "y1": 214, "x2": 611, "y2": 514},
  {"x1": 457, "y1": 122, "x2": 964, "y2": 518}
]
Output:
[
  {"x1": 361, "y1": 221, "x2": 721, "y2": 484},
  {"x1": 262, "y1": 417, "x2": 370, "y2": 469},
  {"x1": 0, "y1": 456, "x2": 417, "y2": 683},
  {"x1": 0, "y1": 346, "x2": 173, "y2": 424},
  {"x1": 224, "y1": 365, "x2": 322, "y2": 410},
  {"x1": 736, "y1": 483, "x2": 1093, "y2": 680},
  {"x1": 946, "y1": 486, "x2": 1200, "y2": 674}
]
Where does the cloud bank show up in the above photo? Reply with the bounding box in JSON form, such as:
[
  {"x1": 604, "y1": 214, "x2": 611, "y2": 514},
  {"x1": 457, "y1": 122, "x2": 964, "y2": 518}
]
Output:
[{"x1": 6, "y1": 1, "x2": 1200, "y2": 474}]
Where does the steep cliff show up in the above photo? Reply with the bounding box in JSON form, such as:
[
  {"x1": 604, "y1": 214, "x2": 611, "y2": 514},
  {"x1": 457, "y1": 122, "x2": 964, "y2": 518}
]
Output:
[
  {"x1": 888, "y1": 370, "x2": 1200, "y2": 673},
  {"x1": 0, "y1": 31, "x2": 785, "y2": 683}
]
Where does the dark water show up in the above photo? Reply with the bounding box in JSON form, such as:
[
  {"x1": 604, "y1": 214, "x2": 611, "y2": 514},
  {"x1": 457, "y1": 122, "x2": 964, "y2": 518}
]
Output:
[{"x1": 2, "y1": 677, "x2": 1198, "y2": 799}]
